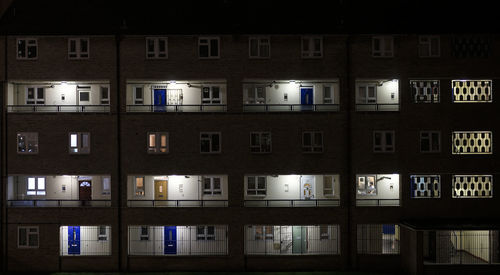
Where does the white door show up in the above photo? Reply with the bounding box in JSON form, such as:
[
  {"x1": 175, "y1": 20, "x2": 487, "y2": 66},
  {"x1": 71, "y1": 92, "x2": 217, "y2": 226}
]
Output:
[{"x1": 300, "y1": 176, "x2": 315, "y2": 200}]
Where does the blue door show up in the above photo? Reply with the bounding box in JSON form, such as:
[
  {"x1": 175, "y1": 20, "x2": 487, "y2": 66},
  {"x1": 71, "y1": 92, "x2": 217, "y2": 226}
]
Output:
[
  {"x1": 154, "y1": 89, "x2": 166, "y2": 112},
  {"x1": 300, "y1": 87, "x2": 313, "y2": 111},
  {"x1": 164, "y1": 226, "x2": 177, "y2": 254},
  {"x1": 383, "y1": 224, "x2": 395, "y2": 234},
  {"x1": 68, "y1": 226, "x2": 80, "y2": 255}
]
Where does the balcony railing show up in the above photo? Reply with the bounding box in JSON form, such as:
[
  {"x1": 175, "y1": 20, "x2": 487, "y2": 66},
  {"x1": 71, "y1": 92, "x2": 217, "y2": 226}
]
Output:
[
  {"x1": 355, "y1": 199, "x2": 400, "y2": 206},
  {"x1": 243, "y1": 104, "x2": 339, "y2": 112},
  {"x1": 8, "y1": 200, "x2": 111, "y2": 207},
  {"x1": 355, "y1": 103, "x2": 399, "y2": 111},
  {"x1": 7, "y1": 105, "x2": 110, "y2": 113},
  {"x1": 244, "y1": 199, "x2": 340, "y2": 207},
  {"x1": 127, "y1": 199, "x2": 228, "y2": 207},
  {"x1": 126, "y1": 104, "x2": 227, "y2": 112}
]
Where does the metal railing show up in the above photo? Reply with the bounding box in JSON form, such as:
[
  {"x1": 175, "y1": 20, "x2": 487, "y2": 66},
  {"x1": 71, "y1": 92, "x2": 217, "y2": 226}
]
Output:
[
  {"x1": 7, "y1": 105, "x2": 110, "y2": 113},
  {"x1": 244, "y1": 199, "x2": 340, "y2": 207},
  {"x1": 355, "y1": 199, "x2": 400, "y2": 207},
  {"x1": 126, "y1": 104, "x2": 227, "y2": 112},
  {"x1": 127, "y1": 199, "x2": 228, "y2": 207},
  {"x1": 243, "y1": 104, "x2": 339, "y2": 112},
  {"x1": 8, "y1": 200, "x2": 111, "y2": 207},
  {"x1": 355, "y1": 103, "x2": 400, "y2": 111}
]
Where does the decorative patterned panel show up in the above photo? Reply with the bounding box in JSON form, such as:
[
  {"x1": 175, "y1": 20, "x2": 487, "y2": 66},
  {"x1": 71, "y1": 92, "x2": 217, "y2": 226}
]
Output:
[
  {"x1": 453, "y1": 175, "x2": 492, "y2": 198},
  {"x1": 410, "y1": 80, "x2": 440, "y2": 103},
  {"x1": 410, "y1": 175, "x2": 440, "y2": 198},
  {"x1": 452, "y1": 131, "x2": 492, "y2": 154},
  {"x1": 452, "y1": 80, "x2": 492, "y2": 102},
  {"x1": 452, "y1": 37, "x2": 490, "y2": 58}
]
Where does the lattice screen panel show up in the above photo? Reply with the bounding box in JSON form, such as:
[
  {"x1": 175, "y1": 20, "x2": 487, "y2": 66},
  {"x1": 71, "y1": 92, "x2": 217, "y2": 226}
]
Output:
[
  {"x1": 452, "y1": 131, "x2": 492, "y2": 154},
  {"x1": 453, "y1": 175, "x2": 492, "y2": 198},
  {"x1": 410, "y1": 80, "x2": 440, "y2": 103},
  {"x1": 452, "y1": 80, "x2": 492, "y2": 102},
  {"x1": 410, "y1": 175, "x2": 440, "y2": 198},
  {"x1": 452, "y1": 37, "x2": 490, "y2": 58}
]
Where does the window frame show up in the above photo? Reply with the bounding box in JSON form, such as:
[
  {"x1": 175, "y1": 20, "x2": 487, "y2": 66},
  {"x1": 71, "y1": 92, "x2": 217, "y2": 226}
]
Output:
[
  {"x1": 201, "y1": 86, "x2": 221, "y2": 104},
  {"x1": 68, "y1": 38, "x2": 90, "y2": 59},
  {"x1": 17, "y1": 38, "x2": 38, "y2": 60},
  {"x1": 102, "y1": 177, "x2": 111, "y2": 195},
  {"x1": 356, "y1": 84, "x2": 377, "y2": 104},
  {"x1": 100, "y1": 86, "x2": 110, "y2": 105},
  {"x1": 140, "y1": 226, "x2": 149, "y2": 241},
  {"x1": 302, "y1": 131, "x2": 324, "y2": 153},
  {"x1": 27, "y1": 177, "x2": 46, "y2": 196},
  {"x1": 418, "y1": 35, "x2": 440, "y2": 58},
  {"x1": 420, "y1": 131, "x2": 441, "y2": 153},
  {"x1": 320, "y1": 225, "x2": 330, "y2": 240},
  {"x1": 200, "y1": 132, "x2": 221, "y2": 154},
  {"x1": 373, "y1": 130, "x2": 395, "y2": 153},
  {"x1": 323, "y1": 84, "x2": 334, "y2": 104},
  {"x1": 198, "y1": 37, "x2": 220, "y2": 59},
  {"x1": 254, "y1": 226, "x2": 274, "y2": 240},
  {"x1": 323, "y1": 175, "x2": 335, "y2": 197},
  {"x1": 147, "y1": 132, "x2": 169, "y2": 154},
  {"x1": 26, "y1": 86, "x2": 45, "y2": 105},
  {"x1": 17, "y1": 132, "x2": 39, "y2": 154},
  {"x1": 197, "y1": 226, "x2": 216, "y2": 240},
  {"x1": 202, "y1": 176, "x2": 223, "y2": 196},
  {"x1": 246, "y1": 176, "x2": 267, "y2": 196},
  {"x1": 69, "y1": 132, "x2": 90, "y2": 154},
  {"x1": 134, "y1": 176, "x2": 145, "y2": 197},
  {"x1": 249, "y1": 132, "x2": 272, "y2": 153},
  {"x1": 98, "y1": 226, "x2": 108, "y2": 241},
  {"x1": 17, "y1": 226, "x2": 39, "y2": 248},
  {"x1": 145, "y1": 37, "x2": 168, "y2": 59},
  {"x1": 372, "y1": 36, "x2": 394, "y2": 58},
  {"x1": 248, "y1": 36, "x2": 270, "y2": 59},
  {"x1": 133, "y1": 86, "x2": 144, "y2": 105},
  {"x1": 410, "y1": 80, "x2": 440, "y2": 103},
  {"x1": 301, "y1": 36, "x2": 323, "y2": 58}
]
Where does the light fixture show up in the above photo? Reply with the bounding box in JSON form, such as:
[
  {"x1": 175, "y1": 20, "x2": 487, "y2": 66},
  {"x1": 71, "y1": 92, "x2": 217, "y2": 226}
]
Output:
[
  {"x1": 290, "y1": 80, "x2": 296, "y2": 85},
  {"x1": 184, "y1": 176, "x2": 190, "y2": 179},
  {"x1": 170, "y1": 80, "x2": 176, "y2": 84},
  {"x1": 187, "y1": 83, "x2": 192, "y2": 88},
  {"x1": 61, "y1": 81, "x2": 67, "y2": 86}
]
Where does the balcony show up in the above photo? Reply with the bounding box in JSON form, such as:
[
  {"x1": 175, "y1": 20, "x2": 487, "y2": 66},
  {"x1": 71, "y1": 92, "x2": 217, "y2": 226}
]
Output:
[
  {"x1": 356, "y1": 174, "x2": 400, "y2": 206},
  {"x1": 355, "y1": 79, "x2": 399, "y2": 111},
  {"x1": 244, "y1": 175, "x2": 340, "y2": 207},
  {"x1": 126, "y1": 80, "x2": 227, "y2": 113},
  {"x1": 127, "y1": 175, "x2": 228, "y2": 207},
  {"x1": 243, "y1": 79, "x2": 340, "y2": 112},
  {"x1": 7, "y1": 81, "x2": 110, "y2": 113},
  {"x1": 7, "y1": 175, "x2": 111, "y2": 207}
]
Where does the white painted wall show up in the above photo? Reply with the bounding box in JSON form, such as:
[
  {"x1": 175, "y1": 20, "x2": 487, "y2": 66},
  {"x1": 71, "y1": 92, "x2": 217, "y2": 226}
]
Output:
[
  {"x1": 11, "y1": 83, "x2": 110, "y2": 106},
  {"x1": 355, "y1": 79, "x2": 399, "y2": 105},
  {"x1": 60, "y1": 226, "x2": 111, "y2": 256},
  {"x1": 356, "y1": 174, "x2": 400, "y2": 200}
]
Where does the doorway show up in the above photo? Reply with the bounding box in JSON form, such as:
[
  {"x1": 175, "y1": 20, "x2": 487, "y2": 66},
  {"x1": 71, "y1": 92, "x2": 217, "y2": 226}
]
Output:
[
  {"x1": 79, "y1": 180, "x2": 92, "y2": 201},
  {"x1": 153, "y1": 89, "x2": 166, "y2": 112},
  {"x1": 300, "y1": 176, "x2": 315, "y2": 200},
  {"x1": 164, "y1": 226, "x2": 177, "y2": 254},
  {"x1": 292, "y1": 226, "x2": 307, "y2": 254},
  {"x1": 154, "y1": 180, "x2": 168, "y2": 200},
  {"x1": 300, "y1": 87, "x2": 313, "y2": 110},
  {"x1": 68, "y1": 226, "x2": 80, "y2": 255}
]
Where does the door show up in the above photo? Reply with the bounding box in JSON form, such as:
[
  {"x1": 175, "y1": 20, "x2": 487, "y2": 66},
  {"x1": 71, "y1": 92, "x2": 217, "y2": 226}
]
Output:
[
  {"x1": 68, "y1": 226, "x2": 80, "y2": 255},
  {"x1": 77, "y1": 86, "x2": 91, "y2": 106},
  {"x1": 154, "y1": 180, "x2": 168, "y2": 200},
  {"x1": 79, "y1": 180, "x2": 92, "y2": 201},
  {"x1": 153, "y1": 89, "x2": 166, "y2": 112},
  {"x1": 300, "y1": 176, "x2": 315, "y2": 200},
  {"x1": 164, "y1": 226, "x2": 177, "y2": 254},
  {"x1": 300, "y1": 87, "x2": 313, "y2": 110},
  {"x1": 292, "y1": 226, "x2": 307, "y2": 254}
]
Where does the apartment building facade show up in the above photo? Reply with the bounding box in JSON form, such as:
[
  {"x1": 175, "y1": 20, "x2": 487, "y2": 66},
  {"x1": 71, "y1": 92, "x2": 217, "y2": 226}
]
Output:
[{"x1": 0, "y1": 1, "x2": 499, "y2": 274}]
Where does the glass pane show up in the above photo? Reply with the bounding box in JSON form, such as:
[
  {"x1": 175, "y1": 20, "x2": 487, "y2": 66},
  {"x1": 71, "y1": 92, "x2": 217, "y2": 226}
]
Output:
[
  {"x1": 37, "y1": 178, "x2": 45, "y2": 190},
  {"x1": 36, "y1": 88, "x2": 44, "y2": 99},
  {"x1": 374, "y1": 133, "x2": 382, "y2": 145},
  {"x1": 212, "y1": 87, "x2": 220, "y2": 99},
  {"x1": 101, "y1": 87, "x2": 109, "y2": 99},
  {"x1": 147, "y1": 39, "x2": 155, "y2": 53},
  {"x1": 210, "y1": 39, "x2": 218, "y2": 56},
  {"x1": 82, "y1": 133, "x2": 89, "y2": 148},
  {"x1": 28, "y1": 178, "x2": 36, "y2": 190},
  {"x1": 257, "y1": 177, "x2": 266, "y2": 189},
  {"x1": 202, "y1": 87, "x2": 210, "y2": 99},
  {"x1": 302, "y1": 38, "x2": 309, "y2": 51},
  {"x1": 200, "y1": 140, "x2": 210, "y2": 152},
  {"x1": 19, "y1": 228, "x2": 27, "y2": 246},
  {"x1": 199, "y1": 45, "x2": 209, "y2": 57},
  {"x1": 70, "y1": 40, "x2": 76, "y2": 52},
  {"x1": 314, "y1": 38, "x2": 321, "y2": 51},
  {"x1": 248, "y1": 177, "x2": 255, "y2": 189},
  {"x1": 204, "y1": 178, "x2": 211, "y2": 190},
  {"x1": 207, "y1": 226, "x2": 215, "y2": 235},
  {"x1": 149, "y1": 134, "x2": 156, "y2": 147},
  {"x1": 27, "y1": 88, "x2": 35, "y2": 99},
  {"x1": 303, "y1": 133, "x2": 311, "y2": 146},
  {"x1": 160, "y1": 134, "x2": 167, "y2": 147},
  {"x1": 211, "y1": 134, "x2": 220, "y2": 151},
  {"x1": 314, "y1": 133, "x2": 323, "y2": 145},
  {"x1": 385, "y1": 133, "x2": 393, "y2": 145},
  {"x1": 250, "y1": 39, "x2": 258, "y2": 56},
  {"x1": 213, "y1": 178, "x2": 221, "y2": 189},
  {"x1": 158, "y1": 39, "x2": 166, "y2": 52},
  {"x1": 80, "y1": 92, "x2": 90, "y2": 101},
  {"x1": 70, "y1": 134, "x2": 78, "y2": 147},
  {"x1": 251, "y1": 133, "x2": 260, "y2": 146},
  {"x1": 80, "y1": 39, "x2": 88, "y2": 52},
  {"x1": 136, "y1": 178, "x2": 144, "y2": 188},
  {"x1": 135, "y1": 88, "x2": 143, "y2": 99},
  {"x1": 18, "y1": 40, "x2": 26, "y2": 57}
]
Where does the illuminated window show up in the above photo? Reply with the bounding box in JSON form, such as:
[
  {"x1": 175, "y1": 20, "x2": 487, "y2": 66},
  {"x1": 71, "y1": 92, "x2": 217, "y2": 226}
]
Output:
[
  {"x1": 453, "y1": 175, "x2": 492, "y2": 198},
  {"x1": 410, "y1": 80, "x2": 440, "y2": 103},
  {"x1": 302, "y1": 36, "x2": 323, "y2": 58},
  {"x1": 135, "y1": 177, "x2": 145, "y2": 196},
  {"x1": 100, "y1": 86, "x2": 110, "y2": 105},
  {"x1": 199, "y1": 37, "x2": 219, "y2": 58},
  {"x1": 17, "y1": 38, "x2": 37, "y2": 59},
  {"x1": 146, "y1": 37, "x2": 168, "y2": 59},
  {"x1": 452, "y1": 131, "x2": 492, "y2": 154},
  {"x1": 373, "y1": 131, "x2": 394, "y2": 152},
  {"x1": 26, "y1": 87, "x2": 45, "y2": 105},
  {"x1": 323, "y1": 175, "x2": 335, "y2": 196},
  {"x1": 372, "y1": 36, "x2": 393, "y2": 57},
  {"x1": 410, "y1": 175, "x2": 440, "y2": 198},
  {"x1": 27, "y1": 177, "x2": 46, "y2": 196},
  {"x1": 420, "y1": 131, "x2": 440, "y2": 153},
  {"x1": 98, "y1": 226, "x2": 108, "y2": 241},
  {"x1": 133, "y1": 86, "x2": 144, "y2": 104},
  {"x1": 147, "y1": 132, "x2": 168, "y2": 153},
  {"x1": 254, "y1": 226, "x2": 273, "y2": 240},
  {"x1": 247, "y1": 176, "x2": 266, "y2": 196},
  {"x1": 418, "y1": 35, "x2": 440, "y2": 57},
  {"x1": 18, "y1": 226, "x2": 39, "y2": 248},
  {"x1": 201, "y1": 86, "x2": 221, "y2": 104},
  {"x1": 250, "y1": 132, "x2": 271, "y2": 153},
  {"x1": 69, "y1": 132, "x2": 90, "y2": 154},
  {"x1": 203, "y1": 177, "x2": 222, "y2": 196},
  {"x1": 68, "y1": 38, "x2": 89, "y2": 59},
  {"x1": 17, "y1": 132, "x2": 38, "y2": 154},
  {"x1": 302, "y1": 131, "x2": 323, "y2": 153},
  {"x1": 102, "y1": 177, "x2": 111, "y2": 195},
  {"x1": 197, "y1": 226, "x2": 215, "y2": 240},
  {"x1": 452, "y1": 80, "x2": 492, "y2": 102},
  {"x1": 200, "y1": 132, "x2": 221, "y2": 153},
  {"x1": 249, "y1": 37, "x2": 270, "y2": 58}
]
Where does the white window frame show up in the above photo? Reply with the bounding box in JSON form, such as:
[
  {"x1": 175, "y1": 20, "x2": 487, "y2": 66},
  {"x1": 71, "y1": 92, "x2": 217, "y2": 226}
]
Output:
[
  {"x1": 98, "y1": 226, "x2": 108, "y2": 241},
  {"x1": 198, "y1": 37, "x2": 220, "y2": 59},
  {"x1": 17, "y1": 38, "x2": 38, "y2": 60},
  {"x1": 68, "y1": 38, "x2": 89, "y2": 59},
  {"x1": 147, "y1": 132, "x2": 169, "y2": 154},
  {"x1": 254, "y1": 226, "x2": 274, "y2": 240},
  {"x1": 69, "y1": 132, "x2": 90, "y2": 154},
  {"x1": 77, "y1": 85, "x2": 91, "y2": 104},
  {"x1": 201, "y1": 86, "x2": 221, "y2": 104},
  {"x1": 200, "y1": 132, "x2": 221, "y2": 153},
  {"x1": 134, "y1": 176, "x2": 145, "y2": 196},
  {"x1": 320, "y1": 225, "x2": 331, "y2": 240},
  {"x1": 250, "y1": 132, "x2": 272, "y2": 153},
  {"x1": 26, "y1": 86, "x2": 45, "y2": 105},
  {"x1": 372, "y1": 36, "x2": 394, "y2": 57},
  {"x1": 102, "y1": 177, "x2": 111, "y2": 195},
  {"x1": 246, "y1": 86, "x2": 266, "y2": 104},
  {"x1": 17, "y1": 226, "x2": 39, "y2": 248},
  {"x1": 301, "y1": 36, "x2": 323, "y2": 58},
  {"x1": 418, "y1": 35, "x2": 440, "y2": 58},
  {"x1": 145, "y1": 37, "x2": 168, "y2": 59},
  {"x1": 323, "y1": 175, "x2": 335, "y2": 197},
  {"x1": 420, "y1": 131, "x2": 441, "y2": 153},
  {"x1": 249, "y1": 36, "x2": 270, "y2": 58},
  {"x1": 133, "y1": 86, "x2": 144, "y2": 105},
  {"x1": 17, "y1": 132, "x2": 38, "y2": 154},
  {"x1": 197, "y1": 226, "x2": 216, "y2": 240},
  {"x1": 203, "y1": 176, "x2": 222, "y2": 196},
  {"x1": 356, "y1": 84, "x2": 377, "y2": 104},
  {"x1": 302, "y1": 131, "x2": 323, "y2": 153},
  {"x1": 140, "y1": 226, "x2": 149, "y2": 241},
  {"x1": 100, "y1": 86, "x2": 110, "y2": 105},
  {"x1": 27, "y1": 177, "x2": 46, "y2": 196},
  {"x1": 323, "y1": 84, "x2": 334, "y2": 104},
  {"x1": 373, "y1": 130, "x2": 395, "y2": 152},
  {"x1": 246, "y1": 176, "x2": 267, "y2": 196}
]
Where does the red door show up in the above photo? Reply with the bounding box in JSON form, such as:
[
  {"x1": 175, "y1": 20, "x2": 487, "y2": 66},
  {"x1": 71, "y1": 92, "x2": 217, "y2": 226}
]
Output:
[{"x1": 79, "y1": 180, "x2": 92, "y2": 202}]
